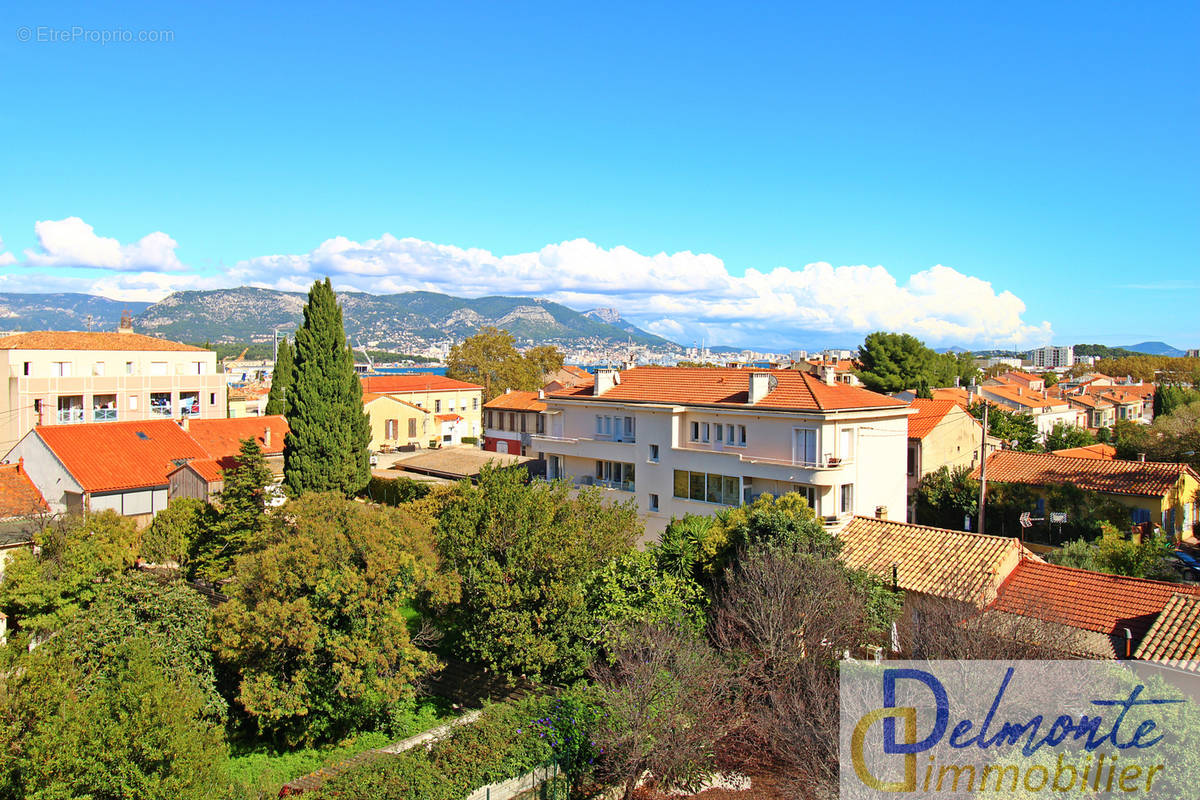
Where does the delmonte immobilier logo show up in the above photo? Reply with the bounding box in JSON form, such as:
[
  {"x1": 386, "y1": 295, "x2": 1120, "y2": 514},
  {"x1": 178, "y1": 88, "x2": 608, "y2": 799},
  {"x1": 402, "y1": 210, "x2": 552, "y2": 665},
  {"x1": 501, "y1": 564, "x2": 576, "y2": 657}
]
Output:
[{"x1": 839, "y1": 661, "x2": 1200, "y2": 799}]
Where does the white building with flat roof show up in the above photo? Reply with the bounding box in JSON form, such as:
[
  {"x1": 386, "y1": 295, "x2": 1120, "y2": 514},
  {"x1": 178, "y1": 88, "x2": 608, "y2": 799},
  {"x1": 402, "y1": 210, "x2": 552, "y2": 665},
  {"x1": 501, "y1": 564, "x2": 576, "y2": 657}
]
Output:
[
  {"x1": 1029, "y1": 345, "x2": 1074, "y2": 369},
  {"x1": 532, "y1": 366, "x2": 911, "y2": 537}
]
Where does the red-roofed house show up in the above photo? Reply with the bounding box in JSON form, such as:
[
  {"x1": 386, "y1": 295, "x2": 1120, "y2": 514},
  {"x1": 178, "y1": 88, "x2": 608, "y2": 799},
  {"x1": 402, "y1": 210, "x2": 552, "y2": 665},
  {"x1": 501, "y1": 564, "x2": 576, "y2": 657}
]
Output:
[
  {"x1": 534, "y1": 366, "x2": 911, "y2": 535},
  {"x1": 0, "y1": 461, "x2": 50, "y2": 583},
  {"x1": 167, "y1": 416, "x2": 289, "y2": 502},
  {"x1": 484, "y1": 389, "x2": 548, "y2": 455},
  {"x1": 905, "y1": 399, "x2": 988, "y2": 522},
  {"x1": 989, "y1": 559, "x2": 1200, "y2": 658},
  {"x1": 360, "y1": 374, "x2": 483, "y2": 446}
]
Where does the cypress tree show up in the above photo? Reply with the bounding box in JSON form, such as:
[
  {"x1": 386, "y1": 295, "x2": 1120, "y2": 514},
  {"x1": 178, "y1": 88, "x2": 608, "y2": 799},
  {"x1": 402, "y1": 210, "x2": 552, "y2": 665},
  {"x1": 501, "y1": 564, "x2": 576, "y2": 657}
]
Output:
[
  {"x1": 190, "y1": 437, "x2": 271, "y2": 582},
  {"x1": 283, "y1": 278, "x2": 371, "y2": 497},
  {"x1": 264, "y1": 337, "x2": 293, "y2": 416}
]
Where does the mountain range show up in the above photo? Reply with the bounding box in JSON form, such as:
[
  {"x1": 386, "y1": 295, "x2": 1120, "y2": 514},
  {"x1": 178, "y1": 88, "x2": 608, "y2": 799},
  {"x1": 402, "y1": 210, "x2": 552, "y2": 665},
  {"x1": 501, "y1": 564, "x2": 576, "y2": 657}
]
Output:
[{"x1": 0, "y1": 289, "x2": 676, "y2": 351}]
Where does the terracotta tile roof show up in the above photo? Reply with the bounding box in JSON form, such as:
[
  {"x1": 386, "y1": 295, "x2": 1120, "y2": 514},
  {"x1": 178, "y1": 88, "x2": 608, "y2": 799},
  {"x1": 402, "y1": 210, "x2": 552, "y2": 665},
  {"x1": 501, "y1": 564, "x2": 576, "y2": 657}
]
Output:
[
  {"x1": 362, "y1": 393, "x2": 428, "y2": 413},
  {"x1": 981, "y1": 384, "x2": 1067, "y2": 411},
  {"x1": 1063, "y1": 394, "x2": 1111, "y2": 410},
  {"x1": 970, "y1": 450, "x2": 1196, "y2": 497},
  {"x1": 173, "y1": 458, "x2": 225, "y2": 483},
  {"x1": 0, "y1": 463, "x2": 49, "y2": 518},
  {"x1": 485, "y1": 391, "x2": 547, "y2": 412},
  {"x1": 34, "y1": 419, "x2": 209, "y2": 493},
  {"x1": 990, "y1": 560, "x2": 1200, "y2": 650},
  {"x1": 1051, "y1": 443, "x2": 1117, "y2": 460},
  {"x1": 1134, "y1": 593, "x2": 1200, "y2": 671},
  {"x1": 998, "y1": 371, "x2": 1042, "y2": 387},
  {"x1": 0, "y1": 331, "x2": 207, "y2": 352},
  {"x1": 548, "y1": 367, "x2": 905, "y2": 412},
  {"x1": 839, "y1": 516, "x2": 1039, "y2": 606},
  {"x1": 360, "y1": 374, "x2": 483, "y2": 394},
  {"x1": 563, "y1": 365, "x2": 592, "y2": 380},
  {"x1": 930, "y1": 387, "x2": 973, "y2": 409},
  {"x1": 185, "y1": 415, "x2": 289, "y2": 460},
  {"x1": 435, "y1": 413, "x2": 463, "y2": 423},
  {"x1": 906, "y1": 399, "x2": 960, "y2": 440}
]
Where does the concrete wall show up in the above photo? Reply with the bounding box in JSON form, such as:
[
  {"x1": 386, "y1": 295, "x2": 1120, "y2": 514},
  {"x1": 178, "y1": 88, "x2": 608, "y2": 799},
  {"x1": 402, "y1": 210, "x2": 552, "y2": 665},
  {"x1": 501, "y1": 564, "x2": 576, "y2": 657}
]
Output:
[{"x1": 3, "y1": 432, "x2": 81, "y2": 512}]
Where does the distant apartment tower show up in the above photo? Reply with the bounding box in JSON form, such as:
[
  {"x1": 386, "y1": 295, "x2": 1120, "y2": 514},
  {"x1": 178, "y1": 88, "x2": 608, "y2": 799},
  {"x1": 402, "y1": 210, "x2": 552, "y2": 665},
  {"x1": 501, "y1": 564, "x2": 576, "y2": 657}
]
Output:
[
  {"x1": 0, "y1": 320, "x2": 225, "y2": 453},
  {"x1": 1188, "y1": 349, "x2": 1200, "y2": 359},
  {"x1": 1029, "y1": 345, "x2": 1074, "y2": 369}
]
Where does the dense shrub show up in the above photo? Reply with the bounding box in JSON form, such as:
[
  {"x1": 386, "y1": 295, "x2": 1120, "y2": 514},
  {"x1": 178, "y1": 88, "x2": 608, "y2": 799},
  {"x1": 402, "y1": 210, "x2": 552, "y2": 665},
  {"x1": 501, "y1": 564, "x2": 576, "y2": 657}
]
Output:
[{"x1": 361, "y1": 475, "x2": 432, "y2": 506}]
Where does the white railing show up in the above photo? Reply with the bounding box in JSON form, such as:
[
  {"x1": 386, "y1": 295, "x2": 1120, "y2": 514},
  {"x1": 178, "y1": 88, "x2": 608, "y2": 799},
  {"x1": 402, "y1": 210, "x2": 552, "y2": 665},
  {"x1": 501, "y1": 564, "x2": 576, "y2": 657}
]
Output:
[
  {"x1": 150, "y1": 404, "x2": 173, "y2": 417},
  {"x1": 93, "y1": 408, "x2": 118, "y2": 422},
  {"x1": 673, "y1": 445, "x2": 852, "y2": 469},
  {"x1": 56, "y1": 409, "x2": 84, "y2": 424}
]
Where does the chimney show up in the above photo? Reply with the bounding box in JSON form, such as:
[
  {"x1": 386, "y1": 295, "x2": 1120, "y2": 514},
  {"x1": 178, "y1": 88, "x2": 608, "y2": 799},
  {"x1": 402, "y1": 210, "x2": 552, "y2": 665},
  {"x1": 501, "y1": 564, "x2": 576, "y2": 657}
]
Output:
[
  {"x1": 537, "y1": 389, "x2": 545, "y2": 399},
  {"x1": 1138, "y1": 453, "x2": 1146, "y2": 462},
  {"x1": 16, "y1": 457, "x2": 23, "y2": 475},
  {"x1": 505, "y1": 388, "x2": 512, "y2": 394},
  {"x1": 1017, "y1": 387, "x2": 1023, "y2": 396},
  {"x1": 820, "y1": 365, "x2": 837, "y2": 386},
  {"x1": 264, "y1": 427, "x2": 272, "y2": 449},
  {"x1": 748, "y1": 372, "x2": 776, "y2": 403},
  {"x1": 180, "y1": 416, "x2": 190, "y2": 431},
  {"x1": 594, "y1": 368, "x2": 621, "y2": 395},
  {"x1": 117, "y1": 310, "x2": 134, "y2": 334}
]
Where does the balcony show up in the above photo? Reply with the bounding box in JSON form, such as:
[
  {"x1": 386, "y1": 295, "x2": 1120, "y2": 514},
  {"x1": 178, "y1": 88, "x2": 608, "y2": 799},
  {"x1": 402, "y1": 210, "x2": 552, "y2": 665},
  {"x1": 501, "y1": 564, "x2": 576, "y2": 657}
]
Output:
[
  {"x1": 56, "y1": 409, "x2": 85, "y2": 424},
  {"x1": 93, "y1": 408, "x2": 118, "y2": 422},
  {"x1": 577, "y1": 475, "x2": 635, "y2": 492},
  {"x1": 674, "y1": 445, "x2": 852, "y2": 470}
]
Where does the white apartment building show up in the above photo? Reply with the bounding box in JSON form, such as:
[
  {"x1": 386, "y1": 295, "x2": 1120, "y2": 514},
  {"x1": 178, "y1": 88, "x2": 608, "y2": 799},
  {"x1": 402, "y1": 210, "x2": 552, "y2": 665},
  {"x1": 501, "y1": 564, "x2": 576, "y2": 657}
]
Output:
[
  {"x1": 0, "y1": 322, "x2": 225, "y2": 453},
  {"x1": 1029, "y1": 345, "x2": 1074, "y2": 369},
  {"x1": 532, "y1": 367, "x2": 911, "y2": 537}
]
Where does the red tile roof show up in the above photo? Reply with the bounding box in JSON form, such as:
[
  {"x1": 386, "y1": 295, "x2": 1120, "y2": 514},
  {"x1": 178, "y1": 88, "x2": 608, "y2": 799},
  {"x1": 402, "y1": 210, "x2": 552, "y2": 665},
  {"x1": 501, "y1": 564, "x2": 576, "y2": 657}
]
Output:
[
  {"x1": 990, "y1": 560, "x2": 1200, "y2": 646},
  {"x1": 35, "y1": 419, "x2": 209, "y2": 493},
  {"x1": 907, "y1": 399, "x2": 962, "y2": 440},
  {"x1": 548, "y1": 367, "x2": 905, "y2": 412},
  {"x1": 485, "y1": 391, "x2": 547, "y2": 412},
  {"x1": 998, "y1": 371, "x2": 1042, "y2": 387},
  {"x1": 362, "y1": 393, "x2": 428, "y2": 412},
  {"x1": 435, "y1": 413, "x2": 463, "y2": 423},
  {"x1": 1134, "y1": 593, "x2": 1200, "y2": 671},
  {"x1": 185, "y1": 416, "x2": 289, "y2": 461},
  {"x1": 930, "y1": 387, "x2": 974, "y2": 409},
  {"x1": 174, "y1": 458, "x2": 225, "y2": 483},
  {"x1": 360, "y1": 374, "x2": 483, "y2": 394},
  {"x1": 981, "y1": 383, "x2": 1067, "y2": 411},
  {"x1": 0, "y1": 463, "x2": 49, "y2": 518},
  {"x1": 0, "y1": 331, "x2": 207, "y2": 352},
  {"x1": 1051, "y1": 443, "x2": 1117, "y2": 460},
  {"x1": 970, "y1": 450, "x2": 1196, "y2": 497}
]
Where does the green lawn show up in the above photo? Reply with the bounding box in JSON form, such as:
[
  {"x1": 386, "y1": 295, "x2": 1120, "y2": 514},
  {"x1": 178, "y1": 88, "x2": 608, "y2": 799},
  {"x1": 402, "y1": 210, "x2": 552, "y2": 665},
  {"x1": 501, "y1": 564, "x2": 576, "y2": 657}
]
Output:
[{"x1": 223, "y1": 696, "x2": 457, "y2": 799}]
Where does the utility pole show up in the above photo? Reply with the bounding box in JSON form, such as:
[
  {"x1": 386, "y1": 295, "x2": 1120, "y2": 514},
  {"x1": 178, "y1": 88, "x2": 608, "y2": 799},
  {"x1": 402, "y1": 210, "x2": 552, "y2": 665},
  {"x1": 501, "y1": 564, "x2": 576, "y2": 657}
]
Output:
[{"x1": 977, "y1": 400, "x2": 989, "y2": 535}]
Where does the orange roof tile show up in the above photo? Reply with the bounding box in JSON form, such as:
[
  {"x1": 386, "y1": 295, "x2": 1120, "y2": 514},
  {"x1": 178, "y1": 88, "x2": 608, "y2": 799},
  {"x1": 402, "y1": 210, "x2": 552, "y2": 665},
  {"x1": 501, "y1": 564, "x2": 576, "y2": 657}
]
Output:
[
  {"x1": 990, "y1": 560, "x2": 1200, "y2": 645},
  {"x1": 35, "y1": 419, "x2": 209, "y2": 493},
  {"x1": 906, "y1": 399, "x2": 961, "y2": 439},
  {"x1": 435, "y1": 413, "x2": 463, "y2": 423},
  {"x1": 930, "y1": 387, "x2": 973, "y2": 409},
  {"x1": 0, "y1": 331, "x2": 207, "y2": 352},
  {"x1": 998, "y1": 371, "x2": 1042, "y2": 387},
  {"x1": 548, "y1": 367, "x2": 905, "y2": 412},
  {"x1": 485, "y1": 391, "x2": 547, "y2": 412},
  {"x1": 839, "y1": 517, "x2": 1040, "y2": 606},
  {"x1": 172, "y1": 458, "x2": 225, "y2": 483},
  {"x1": 0, "y1": 463, "x2": 49, "y2": 518},
  {"x1": 362, "y1": 393, "x2": 428, "y2": 413},
  {"x1": 1134, "y1": 593, "x2": 1200, "y2": 671},
  {"x1": 1051, "y1": 443, "x2": 1117, "y2": 460},
  {"x1": 185, "y1": 416, "x2": 289, "y2": 460},
  {"x1": 981, "y1": 384, "x2": 1066, "y2": 411},
  {"x1": 360, "y1": 374, "x2": 483, "y2": 394},
  {"x1": 971, "y1": 450, "x2": 1196, "y2": 497}
]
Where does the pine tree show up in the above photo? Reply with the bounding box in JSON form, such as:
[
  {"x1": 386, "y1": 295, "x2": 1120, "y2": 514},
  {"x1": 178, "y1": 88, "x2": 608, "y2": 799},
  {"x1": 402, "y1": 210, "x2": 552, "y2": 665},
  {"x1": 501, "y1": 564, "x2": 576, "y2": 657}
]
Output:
[
  {"x1": 189, "y1": 437, "x2": 272, "y2": 582},
  {"x1": 283, "y1": 278, "x2": 371, "y2": 496},
  {"x1": 264, "y1": 337, "x2": 293, "y2": 415}
]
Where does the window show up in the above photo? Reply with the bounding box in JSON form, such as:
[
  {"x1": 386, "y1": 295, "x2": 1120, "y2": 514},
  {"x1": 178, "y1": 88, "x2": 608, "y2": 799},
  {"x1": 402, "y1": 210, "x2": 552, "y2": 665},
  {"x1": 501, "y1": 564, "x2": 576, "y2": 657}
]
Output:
[
  {"x1": 701, "y1": 423, "x2": 710, "y2": 443},
  {"x1": 149, "y1": 361, "x2": 168, "y2": 376},
  {"x1": 486, "y1": 411, "x2": 493, "y2": 427},
  {"x1": 726, "y1": 423, "x2": 734, "y2": 443},
  {"x1": 128, "y1": 395, "x2": 138, "y2": 411},
  {"x1": 51, "y1": 361, "x2": 72, "y2": 377},
  {"x1": 535, "y1": 415, "x2": 544, "y2": 434},
  {"x1": 520, "y1": 414, "x2": 527, "y2": 433},
  {"x1": 385, "y1": 419, "x2": 398, "y2": 439},
  {"x1": 209, "y1": 392, "x2": 216, "y2": 405},
  {"x1": 840, "y1": 483, "x2": 854, "y2": 514},
  {"x1": 594, "y1": 460, "x2": 635, "y2": 490},
  {"x1": 674, "y1": 470, "x2": 740, "y2": 505},
  {"x1": 907, "y1": 446, "x2": 918, "y2": 477},
  {"x1": 22, "y1": 361, "x2": 30, "y2": 376},
  {"x1": 841, "y1": 428, "x2": 856, "y2": 460},
  {"x1": 150, "y1": 391, "x2": 172, "y2": 416},
  {"x1": 435, "y1": 399, "x2": 442, "y2": 413},
  {"x1": 690, "y1": 421, "x2": 700, "y2": 441},
  {"x1": 125, "y1": 361, "x2": 134, "y2": 375},
  {"x1": 621, "y1": 416, "x2": 635, "y2": 442},
  {"x1": 648, "y1": 444, "x2": 659, "y2": 462},
  {"x1": 715, "y1": 424, "x2": 723, "y2": 442},
  {"x1": 473, "y1": 397, "x2": 479, "y2": 410},
  {"x1": 793, "y1": 484, "x2": 817, "y2": 509},
  {"x1": 649, "y1": 493, "x2": 659, "y2": 512},
  {"x1": 509, "y1": 413, "x2": 517, "y2": 430},
  {"x1": 738, "y1": 425, "x2": 747, "y2": 446},
  {"x1": 192, "y1": 361, "x2": 206, "y2": 375},
  {"x1": 408, "y1": 418, "x2": 418, "y2": 438},
  {"x1": 794, "y1": 428, "x2": 817, "y2": 464},
  {"x1": 56, "y1": 395, "x2": 84, "y2": 424}
]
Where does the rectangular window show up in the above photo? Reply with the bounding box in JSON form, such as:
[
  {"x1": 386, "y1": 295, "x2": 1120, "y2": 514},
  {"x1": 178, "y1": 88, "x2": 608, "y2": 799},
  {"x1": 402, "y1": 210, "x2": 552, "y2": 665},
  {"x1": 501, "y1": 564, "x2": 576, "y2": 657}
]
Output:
[
  {"x1": 841, "y1": 428, "x2": 856, "y2": 460},
  {"x1": 706, "y1": 473, "x2": 722, "y2": 504},
  {"x1": 386, "y1": 419, "x2": 398, "y2": 439},
  {"x1": 674, "y1": 470, "x2": 689, "y2": 498},
  {"x1": 209, "y1": 392, "x2": 216, "y2": 405},
  {"x1": 907, "y1": 446, "x2": 918, "y2": 477},
  {"x1": 622, "y1": 416, "x2": 635, "y2": 441},
  {"x1": 722, "y1": 476, "x2": 740, "y2": 506},
  {"x1": 193, "y1": 361, "x2": 206, "y2": 375},
  {"x1": 93, "y1": 361, "x2": 105, "y2": 376},
  {"x1": 595, "y1": 460, "x2": 634, "y2": 490},
  {"x1": 509, "y1": 413, "x2": 517, "y2": 430},
  {"x1": 689, "y1": 472, "x2": 706, "y2": 501},
  {"x1": 739, "y1": 425, "x2": 747, "y2": 446},
  {"x1": 690, "y1": 421, "x2": 700, "y2": 441},
  {"x1": 701, "y1": 423, "x2": 710, "y2": 443},
  {"x1": 129, "y1": 395, "x2": 138, "y2": 411},
  {"x1": 486, "y1": 411, "x2": 493, "y2": 427},
  {"x1": 649, "y1": 493, "x2": 659, "y2": 512},
  {"x1": 51, "y1": 361, "x2": 72, "y2": 377},
  {"x1": 22, "y1": 361, "x2": 31, "y2": 376},
  {"x1": 149, "y1": 361, "x2": 167, "y2": 376},
  {"x1": 536, "y1": 415, "x2": 544, "y2": 434},
  {"x1": 435, "y1": 399, "x2": 442, "y2": 413},
  {"x1": 597, "y1": 415, "x2": 605, "y2": 435},
  {"x1": 125, "y1": 361, "x2": 134, "y2": 375},
  {"x1": 649, "y1": 444, "x2": 659, "y2": 462},
  {"x1": 520, "y1": 415, "x2": 527, "y2": 433},
  {"x1": 795, "y1": 429, "x2": 817, "y2": 464},
  {"x1": 603, "y1": 416, "x2": 613, "y2": 436},
  {"x1": 473, "y1": 397, "x2": 479, "y2": 410},
  {"x1": 841, "y1": 483, "x2": 854, "y2": 514},
  {"x1": 408, "y1": 418, "x2": 417, "y2": 438},
  {"x1": 715, "y1": 424, "x2": 723, "y2": 442}
]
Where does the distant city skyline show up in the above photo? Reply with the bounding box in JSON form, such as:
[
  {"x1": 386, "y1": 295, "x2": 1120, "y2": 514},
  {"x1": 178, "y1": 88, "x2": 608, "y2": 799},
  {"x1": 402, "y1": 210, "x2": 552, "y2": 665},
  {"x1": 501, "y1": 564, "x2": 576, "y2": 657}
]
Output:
[{"x1": 2, "y1": 1, "x2": 1196, "y2": 349}]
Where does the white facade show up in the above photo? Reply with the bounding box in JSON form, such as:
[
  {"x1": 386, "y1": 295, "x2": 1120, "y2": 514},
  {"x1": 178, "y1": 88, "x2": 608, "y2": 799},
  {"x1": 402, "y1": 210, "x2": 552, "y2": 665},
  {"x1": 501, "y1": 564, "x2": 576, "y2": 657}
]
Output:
[
  {"x1": 1029, "y1": 345, "x2": 1074, "y2": 369},
  {"x1": 533, "y1": 393, "x2": 909, "y2": 538}
]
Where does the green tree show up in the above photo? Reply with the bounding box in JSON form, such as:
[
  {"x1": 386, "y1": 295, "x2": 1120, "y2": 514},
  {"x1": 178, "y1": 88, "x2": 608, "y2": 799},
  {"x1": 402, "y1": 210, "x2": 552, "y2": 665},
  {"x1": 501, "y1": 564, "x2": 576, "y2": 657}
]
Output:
[
  {"x1": 969, "y1": 401, "x2": 1040, "y2": 451},
  {"x1": 213, "y1": 493, "x2": 447, "y2": 745},
  {"x1": 1050, "y1": 525, "x2": 1174, "y2": 579},
  {"x1": 1043, "y1": 421, "x2": 1097, "y2": 452},
  {"x1": 0, "y1": 511, "x2": 138, "y2": 642},
  {"x1": 855, "y1": 331, "x2": 939, "y2": 393},
  {"x1": 140, "y1": 497, "x2": 215, "y2": 568},
  {"x1": 523, "y1": 344, "x2": 565, "y2": 380},
  {"x1": 655, "y1": 514, "x2": 721, "y2": 582},
  {"x1": 283, "y1": 278, "x2": 371, "y2": 497},
  {"x1": 264, "y1": 335, "x2": 294, "y2": 416},
  {"x1": 432, "y1": 466, "x2": 640, "y2": 682},
  {"x1": 445, "y1": 327, "x2": 540, "y2": 400},
  {"x1": 582, "y1": 549, "x2": 707, "y2": 649},
  {"x1": 190, "y1": 438, "x2": 274, "y2": 582},
  {"x1": 0, "y1": 637, "x2": 228, "y2": 800},
  {"x1": 914, "y1": 465, "x2": 978, "y2": 529}
]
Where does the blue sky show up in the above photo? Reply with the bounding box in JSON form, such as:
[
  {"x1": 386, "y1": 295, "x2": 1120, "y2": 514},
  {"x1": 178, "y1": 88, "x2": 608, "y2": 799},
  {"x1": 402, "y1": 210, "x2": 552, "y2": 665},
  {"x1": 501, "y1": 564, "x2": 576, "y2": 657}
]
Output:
[{"x1": 1, "y1": 1, "x2": 1196, "y2": 350}]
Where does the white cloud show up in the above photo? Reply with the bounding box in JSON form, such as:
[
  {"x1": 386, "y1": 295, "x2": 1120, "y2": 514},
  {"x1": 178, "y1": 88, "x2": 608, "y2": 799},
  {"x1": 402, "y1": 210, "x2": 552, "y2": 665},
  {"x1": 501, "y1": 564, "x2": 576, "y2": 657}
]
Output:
[
  {"x1": 4, "y1": 218, "x2": 1053, "y2": 348},
  {"x1": 23, "y1": 217, "x2": 184, "y2": 272},
  {"x1": 0, "y1": 237, "x2": 14, "y2": 267},
  {"x1": 231, "y1": 234, "x2": 1052, "y2": 348}
]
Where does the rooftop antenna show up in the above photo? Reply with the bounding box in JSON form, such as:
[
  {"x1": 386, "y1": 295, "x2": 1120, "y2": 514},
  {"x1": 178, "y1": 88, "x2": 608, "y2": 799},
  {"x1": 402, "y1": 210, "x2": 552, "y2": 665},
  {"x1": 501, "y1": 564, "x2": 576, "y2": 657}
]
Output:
[{"x1": 84, "y1": 314, "x2": 95, "y2": 331}]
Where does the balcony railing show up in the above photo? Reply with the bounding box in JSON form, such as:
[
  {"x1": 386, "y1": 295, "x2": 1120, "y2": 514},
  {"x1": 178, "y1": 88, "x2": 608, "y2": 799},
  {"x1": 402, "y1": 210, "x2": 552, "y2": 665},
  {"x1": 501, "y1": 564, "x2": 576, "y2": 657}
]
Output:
[
  {"x1": 56, "y1": 409, "x2": 85, "y2": 424},
  {"x1": 150, "y1": 405, "x2": 173, "y2": 417},
  {"x1": 93, "y1": 408, "x2": 118, "y2": 422},
  {"x1": 673, "y1": 445, "x2": 852, "y2": 469},
  {"x1": 578, "y1": 475, "x2": 635, "y2": 492}
]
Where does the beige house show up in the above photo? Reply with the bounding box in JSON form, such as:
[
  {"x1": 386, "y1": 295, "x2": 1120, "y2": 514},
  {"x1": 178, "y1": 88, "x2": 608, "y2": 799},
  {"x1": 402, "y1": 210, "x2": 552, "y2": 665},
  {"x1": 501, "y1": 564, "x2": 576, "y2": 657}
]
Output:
[
  {"x1": 360, "y1": 374, "x2": 484, "y2": 448},
  {"x1": 0, "y1": 319, "x2": 224, "y2": 454},
  {"x1": 905, "y1": 399, "x2": 988, "y2": 521}
]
